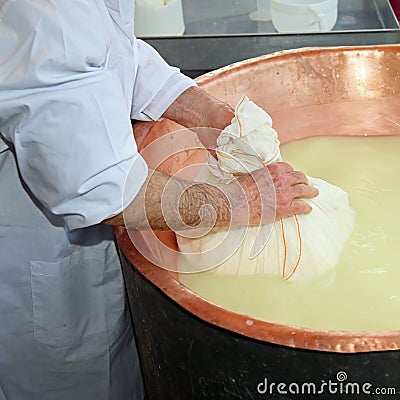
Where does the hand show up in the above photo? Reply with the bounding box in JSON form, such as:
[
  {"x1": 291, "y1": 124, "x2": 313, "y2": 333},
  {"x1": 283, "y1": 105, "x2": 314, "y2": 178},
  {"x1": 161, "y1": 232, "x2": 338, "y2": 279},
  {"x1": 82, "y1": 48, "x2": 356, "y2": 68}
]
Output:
[{"x1": 232, "y1": 162, "x2": 319, "y2": 225}]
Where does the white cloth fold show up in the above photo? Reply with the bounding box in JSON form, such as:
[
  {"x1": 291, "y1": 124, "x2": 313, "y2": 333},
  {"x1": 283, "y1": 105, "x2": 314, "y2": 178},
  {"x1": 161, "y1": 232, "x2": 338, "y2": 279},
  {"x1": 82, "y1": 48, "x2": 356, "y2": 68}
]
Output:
[{"x1": 178, "y1": 96, "x2": 355, "y2": 281}]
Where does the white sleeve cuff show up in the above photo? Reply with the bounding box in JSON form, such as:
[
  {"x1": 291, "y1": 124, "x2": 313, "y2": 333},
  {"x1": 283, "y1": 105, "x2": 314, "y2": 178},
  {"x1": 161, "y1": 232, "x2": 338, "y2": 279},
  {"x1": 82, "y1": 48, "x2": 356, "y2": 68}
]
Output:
[{"x1": 131, "y1": 39, "x2": 197, "y2": 121}]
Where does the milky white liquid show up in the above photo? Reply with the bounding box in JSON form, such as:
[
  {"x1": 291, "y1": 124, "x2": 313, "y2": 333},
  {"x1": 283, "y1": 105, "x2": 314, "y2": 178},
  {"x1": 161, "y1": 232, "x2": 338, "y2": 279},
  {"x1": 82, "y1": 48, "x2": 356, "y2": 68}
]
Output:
[{"x1": 180, "y1": 136, "x2": 400, "y2": 331}]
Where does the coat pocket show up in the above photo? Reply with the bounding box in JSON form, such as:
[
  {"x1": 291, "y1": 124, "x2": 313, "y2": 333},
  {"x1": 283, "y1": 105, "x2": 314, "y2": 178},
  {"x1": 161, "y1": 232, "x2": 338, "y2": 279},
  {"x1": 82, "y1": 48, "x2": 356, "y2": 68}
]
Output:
[{"x1": 30, "y1": 250, "x2": 107, "y2": 348}]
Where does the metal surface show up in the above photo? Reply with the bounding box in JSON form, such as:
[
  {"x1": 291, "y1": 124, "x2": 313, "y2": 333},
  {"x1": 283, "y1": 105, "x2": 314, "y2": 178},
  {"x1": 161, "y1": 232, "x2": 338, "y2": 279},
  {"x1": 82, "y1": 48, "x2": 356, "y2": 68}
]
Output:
[
  {"x1": 140, "y1": 0, "x2": 400, "y2": 77},
  {"x1": 117, "y1": 45, "x2": 400, "y2": 353},
  {"x1": 145, "y1": 31, "x2": 400, "y2": 78},
  {"x1": 181, "y1": 0, "x2": 399, "y2": 35}
]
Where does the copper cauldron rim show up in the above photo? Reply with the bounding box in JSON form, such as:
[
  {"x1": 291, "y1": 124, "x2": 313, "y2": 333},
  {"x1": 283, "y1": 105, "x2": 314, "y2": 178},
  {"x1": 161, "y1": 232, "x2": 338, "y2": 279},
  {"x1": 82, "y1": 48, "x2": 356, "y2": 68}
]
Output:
[{"x1": 195, "y1": 43, "x2": 400, "y2": 87}]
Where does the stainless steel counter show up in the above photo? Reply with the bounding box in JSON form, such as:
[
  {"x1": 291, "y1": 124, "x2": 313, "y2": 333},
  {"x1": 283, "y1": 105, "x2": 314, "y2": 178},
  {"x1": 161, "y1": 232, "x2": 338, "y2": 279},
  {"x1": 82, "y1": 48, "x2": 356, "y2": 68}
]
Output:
[
  {"x1": 182, "y1": 0, "x2": 399, "y2": 34},
  {"x1": 139, "y1": 0, "x2": 400, "y2": 77}
]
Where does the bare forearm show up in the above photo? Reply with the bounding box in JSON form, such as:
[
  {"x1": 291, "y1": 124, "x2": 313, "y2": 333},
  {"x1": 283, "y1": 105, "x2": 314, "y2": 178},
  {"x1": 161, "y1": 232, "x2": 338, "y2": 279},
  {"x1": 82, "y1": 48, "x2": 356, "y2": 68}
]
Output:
[
  {"x1": 104, "y1": 162, "x2": 318, "y2": 230},
  {"x1": 161, "y1": 86, "x2": 234, "y2": 129},
  {"x1": 104, "y1": 170, "x2": 234, "y2": 230},
  {"x1": 105, "y1": 88, "x2": 236, "y2": 229}
]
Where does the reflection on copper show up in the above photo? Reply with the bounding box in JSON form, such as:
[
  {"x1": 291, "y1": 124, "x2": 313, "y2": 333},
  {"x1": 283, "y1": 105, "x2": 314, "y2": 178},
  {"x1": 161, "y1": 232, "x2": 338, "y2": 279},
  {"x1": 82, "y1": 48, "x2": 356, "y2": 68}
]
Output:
[{"x1": 117, "y1": 45, "x2": 400, "y2": 353}]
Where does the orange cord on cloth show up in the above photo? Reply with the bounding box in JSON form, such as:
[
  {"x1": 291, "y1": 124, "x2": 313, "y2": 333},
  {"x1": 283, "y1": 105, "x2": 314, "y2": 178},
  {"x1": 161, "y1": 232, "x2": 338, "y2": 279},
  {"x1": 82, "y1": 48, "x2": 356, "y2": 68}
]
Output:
[{"x1": 280, "y1": 216, "x2": 303, "y2": 281}]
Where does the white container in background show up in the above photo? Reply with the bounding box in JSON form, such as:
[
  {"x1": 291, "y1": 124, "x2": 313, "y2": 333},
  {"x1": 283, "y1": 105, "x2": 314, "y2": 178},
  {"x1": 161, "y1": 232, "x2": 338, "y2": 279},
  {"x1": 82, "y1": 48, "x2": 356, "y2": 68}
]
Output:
[
  {"x1": 134, "y1": 0, "x2": 185, "y2": 37},
  {"x1": 249, "y1": 0, "x2": 271, "y2": 22},
  {"x1": 271, "y1": 0, "x2": 338, "y2": 33}
]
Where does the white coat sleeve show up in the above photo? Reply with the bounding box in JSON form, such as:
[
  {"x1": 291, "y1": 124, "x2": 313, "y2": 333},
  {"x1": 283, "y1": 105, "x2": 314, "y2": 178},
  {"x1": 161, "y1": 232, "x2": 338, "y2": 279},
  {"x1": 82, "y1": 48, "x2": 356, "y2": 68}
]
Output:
[
  {"x1": 0, "y1": 0, "x2": 148, "y2": 231},
  {"x1": 131, "y1": 39, "x2": 197, "y2": 121}
]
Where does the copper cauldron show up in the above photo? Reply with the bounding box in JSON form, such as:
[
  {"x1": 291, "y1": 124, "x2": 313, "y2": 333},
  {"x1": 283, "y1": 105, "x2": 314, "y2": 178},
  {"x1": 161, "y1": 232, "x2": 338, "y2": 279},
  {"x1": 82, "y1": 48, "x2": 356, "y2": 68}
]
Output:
[{"x1": 116, "y1": 45, "x2": 400, "y2": 400}]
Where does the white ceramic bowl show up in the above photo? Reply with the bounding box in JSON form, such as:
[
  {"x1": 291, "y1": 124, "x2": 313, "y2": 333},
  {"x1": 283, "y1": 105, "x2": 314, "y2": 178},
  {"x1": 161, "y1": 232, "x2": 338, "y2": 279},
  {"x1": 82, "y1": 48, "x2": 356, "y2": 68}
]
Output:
[{"x1": 271, "y1": 0, "x2": 338, "y2": 33}]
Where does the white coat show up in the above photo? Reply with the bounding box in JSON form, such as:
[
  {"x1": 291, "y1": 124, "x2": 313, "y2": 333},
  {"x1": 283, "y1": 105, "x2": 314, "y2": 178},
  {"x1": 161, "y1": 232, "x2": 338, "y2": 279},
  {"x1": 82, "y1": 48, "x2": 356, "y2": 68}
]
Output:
[{"x1": 0, "y1": 0, "x2": 195, "y2": 398}]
